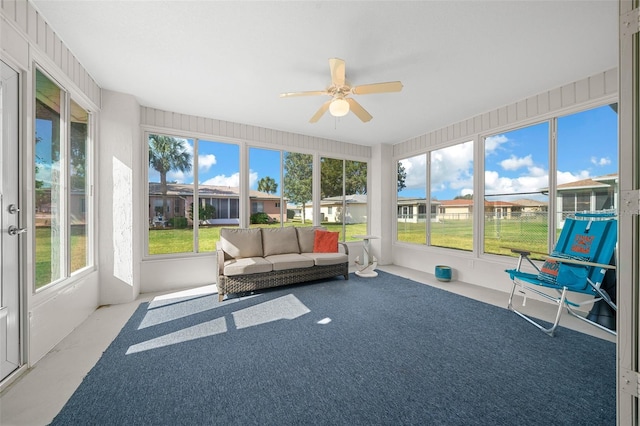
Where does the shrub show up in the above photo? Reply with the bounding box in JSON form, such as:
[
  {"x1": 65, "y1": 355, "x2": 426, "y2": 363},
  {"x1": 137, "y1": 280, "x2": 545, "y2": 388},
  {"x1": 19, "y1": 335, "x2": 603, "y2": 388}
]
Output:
[
  {"x1": 287, "y1": 209, "x2": 295, "y2": 220},
  {"x1": 170, "y1": 216, "x2": 188, "y2": 228},
  {"x1": 250, "y1": 212, "x2": 271, "y2": 224}
]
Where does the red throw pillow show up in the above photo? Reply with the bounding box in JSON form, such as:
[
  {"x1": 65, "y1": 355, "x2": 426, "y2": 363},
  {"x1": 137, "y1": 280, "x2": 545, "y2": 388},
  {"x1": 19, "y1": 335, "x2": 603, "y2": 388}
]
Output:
[{"x1": 313, "y1": 230, "x2": 339, "y2": 253}]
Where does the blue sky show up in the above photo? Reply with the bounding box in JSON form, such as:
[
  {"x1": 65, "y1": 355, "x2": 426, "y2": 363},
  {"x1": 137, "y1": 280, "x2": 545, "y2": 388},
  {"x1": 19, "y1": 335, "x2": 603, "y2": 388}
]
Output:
[{"x1": 399, "y1": 104, "x2": 618, "y2": 200}]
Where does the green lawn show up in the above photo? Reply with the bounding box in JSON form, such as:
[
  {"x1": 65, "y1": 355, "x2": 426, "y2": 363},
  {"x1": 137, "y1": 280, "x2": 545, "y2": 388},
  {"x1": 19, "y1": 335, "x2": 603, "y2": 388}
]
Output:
[
  {"x1": 35, "y1": 226, "x2": 87, "y2": 289},
  {"x1": 35, "y1": 219, "x2": 551, "y2": 288},
  {"x1": 397, "y1": 218, "x2": 551, "y2": 259}
]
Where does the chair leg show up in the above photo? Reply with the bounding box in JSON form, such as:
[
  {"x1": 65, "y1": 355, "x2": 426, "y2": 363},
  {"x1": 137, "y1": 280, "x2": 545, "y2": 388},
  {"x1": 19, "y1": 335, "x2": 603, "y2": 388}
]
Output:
[{"x1": 508, "y1": 282, "x2": 567, "y2": 337}]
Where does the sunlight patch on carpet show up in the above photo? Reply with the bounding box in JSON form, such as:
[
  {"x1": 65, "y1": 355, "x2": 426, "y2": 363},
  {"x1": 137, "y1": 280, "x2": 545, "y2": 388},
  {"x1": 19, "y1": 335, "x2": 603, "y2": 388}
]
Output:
[
  {"x1": 126, "y1": 317, "x2": 227, "y2": 354},
  {"x1": 232, "y1": 294, "x2": 310, "y2": 329}
]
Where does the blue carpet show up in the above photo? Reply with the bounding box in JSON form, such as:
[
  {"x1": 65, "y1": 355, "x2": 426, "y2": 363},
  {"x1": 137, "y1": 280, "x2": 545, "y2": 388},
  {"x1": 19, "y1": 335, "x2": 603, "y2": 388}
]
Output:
[{"x1": 50, "y1": 271, "x2": 615, "y2": 425}]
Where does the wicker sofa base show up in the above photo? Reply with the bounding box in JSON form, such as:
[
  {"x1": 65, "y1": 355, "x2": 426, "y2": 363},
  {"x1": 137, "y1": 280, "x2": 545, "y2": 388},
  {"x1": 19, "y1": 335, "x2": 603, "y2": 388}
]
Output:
[{"x1": 218, "y1": 262, "x2": 349, "y2": 301}]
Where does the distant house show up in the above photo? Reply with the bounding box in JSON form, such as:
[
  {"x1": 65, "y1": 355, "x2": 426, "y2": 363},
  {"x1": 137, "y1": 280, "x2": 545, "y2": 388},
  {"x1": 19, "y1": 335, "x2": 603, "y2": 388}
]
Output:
[
  {"x1": 296, "y1": 194, "x2": 369, "y2": 224},
  {"x1": 148, "y1": 183, "x2": 285, "y2": 226},
  {"x1": 555, "y1": 173, "x2": 617, "y2": 216},
  {"x1": 397, "y1": 196, "x2": 440, "y2": 223},
  {"x1": 434, "y1": 198, "x2": 548, "y2": 220}
]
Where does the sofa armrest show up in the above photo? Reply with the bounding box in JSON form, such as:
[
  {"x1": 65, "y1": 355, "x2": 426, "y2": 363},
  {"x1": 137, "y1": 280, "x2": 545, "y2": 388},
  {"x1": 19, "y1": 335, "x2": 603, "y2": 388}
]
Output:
[
  {"x1": 215, "y1": 248, "x2": 226, "y2": 279},
  {"x1": 338, "y1": 242, "x2": 349, "y2": 255}
]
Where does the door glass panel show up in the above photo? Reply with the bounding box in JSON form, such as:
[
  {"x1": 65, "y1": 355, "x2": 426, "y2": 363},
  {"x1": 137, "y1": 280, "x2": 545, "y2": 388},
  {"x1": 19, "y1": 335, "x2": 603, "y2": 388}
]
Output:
[
  {"x1": 35, "y1": 69, "x2": 63, "y2": 287},
  {"x1": 69, "y1": 99, "x2": 89, "y2": 272}
]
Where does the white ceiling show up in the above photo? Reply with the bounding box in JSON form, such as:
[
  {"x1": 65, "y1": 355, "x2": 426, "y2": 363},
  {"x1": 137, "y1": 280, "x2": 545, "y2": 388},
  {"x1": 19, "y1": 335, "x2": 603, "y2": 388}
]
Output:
[{"x1": 32, "y1": 1, "x2": 618, "y2": 146}]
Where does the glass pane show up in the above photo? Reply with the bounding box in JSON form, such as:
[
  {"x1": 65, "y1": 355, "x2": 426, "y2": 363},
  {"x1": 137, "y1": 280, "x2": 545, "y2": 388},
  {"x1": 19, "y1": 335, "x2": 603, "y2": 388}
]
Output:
[
  {"x1": 344, "y1": 160, "x2": 367, "y2": 241},
  {"x1": 283, "y1": 151, "x2": 313, "y2": 227},
  {"x1": 197, "y1": 140, "x2": 240, "y2": 252},
  {"x1": 484, "y1": 122, "x2": 549, "y2": 257},
  {"x1": 321, "y1": 157, "x2": 345, "y2": 240},
  {"x1": 249, "y1": 147, "x2": 281, "y2": 226},
  {"x1": 148, "y1": 134, "x2": 194, "y2": 254},
  {"x1": 397, "y1": 154, "x2": 426, "y2": 244},
  {"x1": 69, "y1": 99, "x2": 89, "y2": 272},
  {"x1": 556, "y1": 104, "x2": 618, "y2": 227},
  {"x1": 35, "y1": 69, "x2": 63, "y2": 288},
  {"x1": 430, "y1": 141, "x2": 473, "y2": 251}
]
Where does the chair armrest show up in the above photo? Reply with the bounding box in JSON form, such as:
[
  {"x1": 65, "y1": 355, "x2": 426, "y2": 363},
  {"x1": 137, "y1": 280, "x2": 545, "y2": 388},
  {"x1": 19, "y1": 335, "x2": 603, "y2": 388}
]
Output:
[
  {"x1": 338, "y1": 242, "x2": 349, "y2": 255},
  {"x1": 546, "y1": 256, "x2": 616, "y2": 270}
]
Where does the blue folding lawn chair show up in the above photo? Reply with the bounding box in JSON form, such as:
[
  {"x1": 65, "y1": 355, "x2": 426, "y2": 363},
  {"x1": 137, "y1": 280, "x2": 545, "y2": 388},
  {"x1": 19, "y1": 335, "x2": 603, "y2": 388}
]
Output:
[{"x1": 505, "y1": 212, "x2": 617, "y2": 337}]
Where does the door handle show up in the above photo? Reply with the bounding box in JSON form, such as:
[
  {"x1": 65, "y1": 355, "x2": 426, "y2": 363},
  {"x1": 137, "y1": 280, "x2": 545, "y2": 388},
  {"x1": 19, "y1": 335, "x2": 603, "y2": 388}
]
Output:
[{"x1": 8, "y1": 225, "x2": 27, "y2": 236}]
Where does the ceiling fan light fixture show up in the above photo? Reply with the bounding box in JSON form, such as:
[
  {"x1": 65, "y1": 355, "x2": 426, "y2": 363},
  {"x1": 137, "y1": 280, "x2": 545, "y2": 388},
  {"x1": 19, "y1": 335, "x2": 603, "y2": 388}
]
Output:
[{"x1": 329, "y1": 97, "x2": 350, "y2": 117}]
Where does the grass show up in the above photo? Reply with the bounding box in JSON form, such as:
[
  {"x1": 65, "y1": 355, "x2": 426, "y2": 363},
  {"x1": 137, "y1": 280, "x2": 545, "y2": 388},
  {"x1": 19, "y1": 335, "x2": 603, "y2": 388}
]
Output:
[
  {"x1": 35, "y1": 219, "x2": 551, "y2": 287},
  {"x1": 397, "y1": 218, "x2": 551, "y2": 259},
  {"x1": 35, "y1": 226, "x2": 87, "y2": 289}
]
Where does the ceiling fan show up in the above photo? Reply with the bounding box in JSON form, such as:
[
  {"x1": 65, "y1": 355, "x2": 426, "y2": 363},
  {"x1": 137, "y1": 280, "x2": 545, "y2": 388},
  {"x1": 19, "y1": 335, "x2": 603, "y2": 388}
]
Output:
[{"x1": 280, "y1": 58, "x2": 403, "y2": 123}]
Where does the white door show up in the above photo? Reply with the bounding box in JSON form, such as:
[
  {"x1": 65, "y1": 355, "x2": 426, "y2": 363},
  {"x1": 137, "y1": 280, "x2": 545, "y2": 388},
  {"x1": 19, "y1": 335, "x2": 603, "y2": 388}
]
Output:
[{"x1": 0, "y1": 60, "x2": 22, "y2": 382}]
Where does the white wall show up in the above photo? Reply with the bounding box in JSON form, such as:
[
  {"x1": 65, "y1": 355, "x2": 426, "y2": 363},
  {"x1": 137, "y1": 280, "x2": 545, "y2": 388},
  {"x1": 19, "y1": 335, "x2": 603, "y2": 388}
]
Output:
[{"x1": 98, "y1": 90, "x2": 142, "y2": 304}]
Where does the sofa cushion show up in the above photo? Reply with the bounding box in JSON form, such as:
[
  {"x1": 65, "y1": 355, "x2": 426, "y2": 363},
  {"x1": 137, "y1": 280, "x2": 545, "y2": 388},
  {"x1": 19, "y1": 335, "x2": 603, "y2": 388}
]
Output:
[
  {"x1": 265, "y1": 253, "x2": 315, "y2": 271},
  {"x1": 223, "y1": 257, "x2": 273, "y2": 276},
  {"x1": 313, "y1": 230, "x2": 339, "y2": 253},
  {"x1": 301, "y1": 252, "x2": 348, "y2": 266},
  {"x1": 262, "y1": 227, "x2": 300, "y2": 256},
  {"x1": 220, "y1": 228, "x2": 263, "y2": 258},
  {"x1": 297, "y1": 226, "x2": 322, "y2": 253}
]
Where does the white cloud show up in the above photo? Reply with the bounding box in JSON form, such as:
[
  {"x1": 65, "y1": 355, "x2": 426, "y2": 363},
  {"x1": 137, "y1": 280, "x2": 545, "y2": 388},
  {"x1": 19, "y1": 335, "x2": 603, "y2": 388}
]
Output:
[
  {"x1": 198, "y1": 154, "x2": 217, "y2": 171},
  {"x1": 500, "y1": 155, "x2": 533, "y2": 171},
  {"x1": 485, "y1": 134, "x2": 508, "y2": 154},
  {"x1": 557, "y1": 169, "x2": 590, "y2": 185},
  {"x1": 591, "y1": 156, "x2": 611, "y2": 166},
  {"x1": 202, "y1": 172, "x2": 240, "y2": 187},
  {"x1": 430, "y1": 141, "x2": 473, "y2": 195},
  {"x1": 400, "y1": 154, "x2": 427, "y2": 190}
]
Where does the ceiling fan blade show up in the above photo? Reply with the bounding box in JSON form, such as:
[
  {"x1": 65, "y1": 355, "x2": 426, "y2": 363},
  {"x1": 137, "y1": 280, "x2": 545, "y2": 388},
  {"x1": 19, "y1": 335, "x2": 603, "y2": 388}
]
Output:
[
  {"x1": 329, "y1": 58, "x2": 346, "y2": 86},
  {"x1": 309, "y1": 100, "x2": 331, "y2": 123},
  {"x1": 280, "y1": 90, "x2": 327, "y2": 98},
  {"x1": 351, "y1": 81, "x2": 403, "y2": 95},
  {"x1": 346, "y1": 98, "x2": 373, "y2": 123}
]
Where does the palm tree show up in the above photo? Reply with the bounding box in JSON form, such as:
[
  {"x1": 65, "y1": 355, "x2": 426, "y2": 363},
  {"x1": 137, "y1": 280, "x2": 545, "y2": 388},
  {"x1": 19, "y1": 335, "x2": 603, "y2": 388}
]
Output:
[
  {"x1": 148, "y1": 135, "x2": 192, "y2": 221},
  {"x1": 258, "y1": 176, "x2": 278, "y2": 194}
]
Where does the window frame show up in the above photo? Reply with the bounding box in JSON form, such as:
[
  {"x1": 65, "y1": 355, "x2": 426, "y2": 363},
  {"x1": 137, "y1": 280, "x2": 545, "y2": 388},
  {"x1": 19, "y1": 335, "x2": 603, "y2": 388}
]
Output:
[{"x1": 33, "y1": 65, "x2": 96, "y2": 294}]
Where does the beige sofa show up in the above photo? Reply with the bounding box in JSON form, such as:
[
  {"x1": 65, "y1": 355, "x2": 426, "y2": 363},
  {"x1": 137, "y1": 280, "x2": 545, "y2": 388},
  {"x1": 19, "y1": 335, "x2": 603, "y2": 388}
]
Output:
[{"x1": 215, "y1": 226, "x2": 349, "y2": 301}]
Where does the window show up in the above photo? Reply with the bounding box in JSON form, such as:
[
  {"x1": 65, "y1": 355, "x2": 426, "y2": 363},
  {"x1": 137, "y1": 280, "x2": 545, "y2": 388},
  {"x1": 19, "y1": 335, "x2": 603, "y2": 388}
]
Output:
[
  {"x1": 484, "y1": 122, "x2": 549, "y2": 256},
  {"x1": 249, "y1": 148, "x2": 281, "y2": 225},
  {"x1": 482, "y1": 103, "x2": 617, "y2": 258},
  {"x1": 35, "y1": 69, "x2": 93, "y2": 290},
  {"x1": 556, "y1": 104, "x2": 618, "y2": 224},
  {"x1": 148, "y1": 134, "x2": 194, "y2": 254},
  {"x1": 283, "y1": 151, "x2": 313, "y2": 227},
  {"x1": 397, "y1": 154, "x2": 426, "y2": 244},
  {"x1": 147, "y1": 135, "x2": 239, "y2": 255},
  {"x1": 396, "y1": 142, "x2": 473, "y2": 250},
  {"x1": 320, "y1": 157, "x2": 368, "y2": 241},
  {"x1": 430, "y1": 141, "x2": 473, "y2": 251}
]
